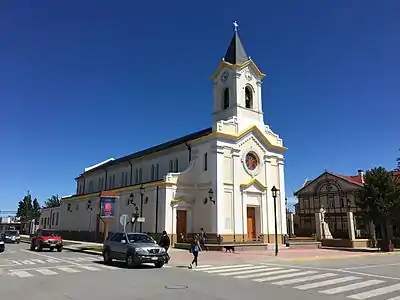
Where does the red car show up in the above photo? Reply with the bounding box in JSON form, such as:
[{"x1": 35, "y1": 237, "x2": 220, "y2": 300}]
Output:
[{"x1": 30, "y1": 229, "x2": 63, "y2": 252}]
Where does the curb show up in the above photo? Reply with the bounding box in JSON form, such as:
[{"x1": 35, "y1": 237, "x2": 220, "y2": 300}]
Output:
[{"x1": 63, "y1": 247, "x2": 102, "y2": 256}]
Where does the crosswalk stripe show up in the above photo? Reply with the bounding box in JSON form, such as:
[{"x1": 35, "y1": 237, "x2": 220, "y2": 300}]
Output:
[
  {"x1": 235, "y1": 268, "x2": 292, "y2": 279},
  {"x1": 191, "y1": 264, "x2": 213, "y2": 269},
  {"x1": 207, "y1": 266, "x2": 261, "y2": 274},
  {"x1": 272, "y1": 273, "x2": 338, "y2": 285},
  {"x1": 253, "y1": 270, "x2": 318, "y2": 282},
  {"x1": 386, "y1": 296, "x2": 400, "y2": 300},
  {"x1": 320, "y1": 279, "x2": 385, "y2": 295},
  {"x1": 56, "y1": 267, "x2": 81, "y2": 273},
  {"x1": 219, "y1": 266, "x2": 269, "y2": 276},
  {"x1": 36, "y1": 268, "x2": 58, "y2": 276},
  {"x1": 12, "y1": 270, "x2": 33, "y2": 278},
  {"x1": 196, "y1": 264, "x2": 253, "y2": 272},
  {"x1": 78, "y1": 265, "x2": 101, "y2": 271},
  {"x1": 348, "y1": 283, "x2": 400, "y2": 299},
  {"x1": 294, "y1": 276, "x2": 360, "y2": 290},
  {"x1": 97, "y1": 264, "x2": 119, "y2": 269}
]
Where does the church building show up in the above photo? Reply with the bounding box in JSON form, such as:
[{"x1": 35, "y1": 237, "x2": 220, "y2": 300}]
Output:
[{"x1": 58, "y1": 24, "x2": 288, "y2": 245}]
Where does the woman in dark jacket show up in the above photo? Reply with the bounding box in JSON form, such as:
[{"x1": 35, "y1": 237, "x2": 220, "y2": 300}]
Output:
[
  {"x1": 188, "y1": 236, "x2": 202, "y2": 269},
  {"x1": 158, "y1": 231, "x2": 170, "y2": 263}
]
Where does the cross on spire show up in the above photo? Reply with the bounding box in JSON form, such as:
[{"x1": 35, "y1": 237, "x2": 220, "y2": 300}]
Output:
[{"x1": 233, "y1": 21, "x2": 239, "y2": 32}]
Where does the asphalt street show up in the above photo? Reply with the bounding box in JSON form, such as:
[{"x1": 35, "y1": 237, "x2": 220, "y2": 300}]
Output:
[{"x1": 1, "y1": 242, "x2": 400, "y2": 300}]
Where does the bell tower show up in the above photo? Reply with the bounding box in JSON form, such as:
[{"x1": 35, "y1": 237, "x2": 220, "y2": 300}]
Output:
[{"x1": 211, "y1": 22, "x2": 266, "y2": 131}]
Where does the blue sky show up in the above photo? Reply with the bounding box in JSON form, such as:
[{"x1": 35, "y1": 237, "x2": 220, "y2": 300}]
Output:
[{"x1": 1, "y1": 1, "x2": 399, "y2": 212}]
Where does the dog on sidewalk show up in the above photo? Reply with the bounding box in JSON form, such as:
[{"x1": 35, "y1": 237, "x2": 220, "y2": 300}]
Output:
[{"x1": 223, "y1": 245, "x2": 235, "y2": 253}]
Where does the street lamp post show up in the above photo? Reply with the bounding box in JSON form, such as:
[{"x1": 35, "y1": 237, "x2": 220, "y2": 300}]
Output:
[
  {"x1": 140, "y1": 185, "x2": 145, "y2": 233},
  {"x1": 271, "y1": 186, "x2": 279, "y2": 256}
]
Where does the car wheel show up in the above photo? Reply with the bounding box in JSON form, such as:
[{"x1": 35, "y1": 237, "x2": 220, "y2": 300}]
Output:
[
  {"x1": 103, "y1": 249, "x2": 112, "y2": 264},
  {"x1": 57, "y1": 247, "x2": 62, "y2": 252},
  {"x1": 126, "y1": 253, "x2": 136, "y2": 268},
  {"x1": 155, "y1": 262, "x2": 164, "y2": 268}
]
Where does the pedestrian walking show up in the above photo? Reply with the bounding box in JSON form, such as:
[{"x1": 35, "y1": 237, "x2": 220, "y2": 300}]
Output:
[
  {"x1": 158, "y1": 231, "x2": 170, "y2": 263},
  {"x1": 200, "y1": 228, "x2": 208, "y2": 251},
  {"x1": 188, "y1": 236, "x2": 202, "y2": 269}
]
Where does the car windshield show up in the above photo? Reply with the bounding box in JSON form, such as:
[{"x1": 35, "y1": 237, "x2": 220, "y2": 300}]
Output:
[
  {"x1": 5, "y1": 231, "x2": 19, "y2": 236},
  {"x1": 41, "y1": 231, "x2": 60, "y2": 237},
  {"x1": 126, "y1": 234, "x2": 156, "y2": 244}
]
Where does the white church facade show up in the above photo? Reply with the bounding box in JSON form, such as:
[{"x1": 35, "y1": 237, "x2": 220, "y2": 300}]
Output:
[{"x1": 58, "y1": 26, "x2": 288, "y2": 245}]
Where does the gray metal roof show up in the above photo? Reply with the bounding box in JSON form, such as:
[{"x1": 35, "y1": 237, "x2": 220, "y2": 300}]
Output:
[{"x1": 224, "y1": 31, "x2": 249, "y2": 64}]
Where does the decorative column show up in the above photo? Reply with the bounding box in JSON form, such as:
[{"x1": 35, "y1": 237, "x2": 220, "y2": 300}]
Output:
[
  {"x1": 263, "y1": 155, "x2": 271, "y2": 242},
  {"x1": 232, "y1": 148, "x2": 241, "y2": 242},
  {"x1": 347, "y1": 211, "x2": 356, "y2": 240},
  {"x1": 211, "y1": 144, "x2": 225, "y2": 235},
  {"x1": 277, "y1": 158, "x2": 287, "y2": 240},
  {"x1": 315, "y1": 212, "x2": 322, "y2": 241}
]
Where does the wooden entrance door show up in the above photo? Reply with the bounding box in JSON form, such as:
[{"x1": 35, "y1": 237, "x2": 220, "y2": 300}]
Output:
[
  {"x1": 176, "y1": 210, "x2": 187, "y2": 243},
  {"x1": 247, "y1": 207, "x2": 256, "y2": 241}
]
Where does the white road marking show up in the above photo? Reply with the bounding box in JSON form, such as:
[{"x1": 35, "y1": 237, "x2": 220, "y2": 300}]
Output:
[
  {"x1": 219, "y1": 266, "x2": 269, "y2": 276},
  {"x1": 78, "y1": 265, "x2": 101, "y2": 271},
  {"x1": 30, "y1": 259, "x2": 46, "y2": 264},
  {"x1": 97, "y1": 264, "x2": 119, "y2": 270},
  {"x1": 21, "y1": 260, "x2": 36, "y2": 265},
  {"x1": 20, "y1": 249, "x2": 81, "y2": 265},
  {"x1": 190, "y1": 264, "x2": 213, "y2": 269},
  {"x1": 320, "y1": 279, "x2": 385, "y2": 295},
  {"x1": 294, "y1": 276, "x2": 360, "y2": 290},
  {"x1": 195, "y1": 264, "x2": 252, "y2": 272},
  {"x1": 261, "y1": 262, "x2": 400, "y2": 281},
  {"x1": 386, "y1": 296, "x2": 400, "y2": 300},
  {"x1": 235, "y1": 268, "x2": 293, "y2": 279},
  {"x1": 348, "y1": 283, "x2": 400, "y2": 299},
  {"x1": 253, "y1": 270, "x2": 318, "y2": 282},
  {"x1": 56, "y1": 267, "x2": 81, "y2": 273},
  {"x1": 207, "y1": 266, "x2": 261, "y2": 274},
  {"x1": 12, "y1": 270, "x2": 34, "y2": 278},
  {"x1": 36, "y1": 268, "x2": 58, "y2": 275},
  {"x1": 272, "y1": 273, "x2": 338, "y2": 285}
]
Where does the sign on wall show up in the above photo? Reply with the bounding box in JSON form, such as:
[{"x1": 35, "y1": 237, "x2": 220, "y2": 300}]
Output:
[{"x1": 100, "y1": 197, "x2": 116, "y2": 217}]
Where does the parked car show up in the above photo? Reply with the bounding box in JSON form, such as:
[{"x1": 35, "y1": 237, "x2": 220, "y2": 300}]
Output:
[
  {"x1": 0, "y1": 233, "x2": 5, "y2": 253},
  {"x1": 4, "y1": 230, "x2": 20, "y2": 243},
  {"x1": 103, "y1": 232, "x2": 167, "y2": 268},
  {"x1": 30, "y1": 229, "x2": 63, "y2": 252}
]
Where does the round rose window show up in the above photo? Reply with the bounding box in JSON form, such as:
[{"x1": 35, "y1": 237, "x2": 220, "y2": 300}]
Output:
[{"x1": 245, "y1": 153, "x2": 258, "y2": 171}]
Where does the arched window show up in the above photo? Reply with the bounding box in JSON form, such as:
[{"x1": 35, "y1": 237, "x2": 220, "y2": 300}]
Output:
[
  {"x1": 223, "y1": 88, "x2": 229, "y2": 109},
  {"x1": 245, "y1": 86, "x2": 253, "y2": 109}
]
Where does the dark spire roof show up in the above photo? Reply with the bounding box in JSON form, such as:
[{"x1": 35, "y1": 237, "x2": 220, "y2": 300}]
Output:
[{"x1": 223, "y1": 31, "x2": 249, "y2": 64}]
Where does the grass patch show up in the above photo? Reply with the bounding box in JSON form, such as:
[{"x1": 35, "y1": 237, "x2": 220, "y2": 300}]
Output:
[{"x1": 78, "y1": 245, "x2": 103, "y2": 252}]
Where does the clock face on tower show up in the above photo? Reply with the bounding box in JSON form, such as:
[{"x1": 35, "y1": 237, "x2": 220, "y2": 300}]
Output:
[
  {"x1": 221, "y1": 71, "x2": 228, "y2": 82},
  {"x1": 245, "y1": 152, "x2": 258, "y2": 171}
]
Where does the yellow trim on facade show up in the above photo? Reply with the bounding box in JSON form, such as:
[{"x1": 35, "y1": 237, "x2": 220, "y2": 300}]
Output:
[
  {"x1": 210, "y1": 60, "x2": 266, "y2": 81},
  {"x1": 240, "y1": 178, "x2": 267, "y2": 190},
  {"x1": 211, "y1": 125, "x2": 287, "y2": 152},
  {"x1": 64, "y1": 180, "x2": 176, "y2": 201},
  {"x1": 170, "y1": 196, "x2": 193, "y2": 207}
]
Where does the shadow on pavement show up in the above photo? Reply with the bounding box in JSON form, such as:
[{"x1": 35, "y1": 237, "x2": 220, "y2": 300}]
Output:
[{"x1": 92, "y1": 260, "x2": 159, "y2": 270}]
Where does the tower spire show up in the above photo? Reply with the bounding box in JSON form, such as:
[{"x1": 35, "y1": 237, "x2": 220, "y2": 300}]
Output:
[{"x1": 223, "y1": 21, "x2": 249, "y2": 64}]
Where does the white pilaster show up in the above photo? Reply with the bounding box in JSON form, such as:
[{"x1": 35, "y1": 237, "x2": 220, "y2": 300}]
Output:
[
  {"x1": 263, "y1": 155, "x2": 272, "y2": 237},
  {"x1": 211, "y1": 143, "x2": 224, "y2": 234},
  {"x1": 277, "y1": 158, "x2": 287, "y2": 236},
  {"x1": 232, "y1": 148, "x2": 241, "y2": 241}
]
